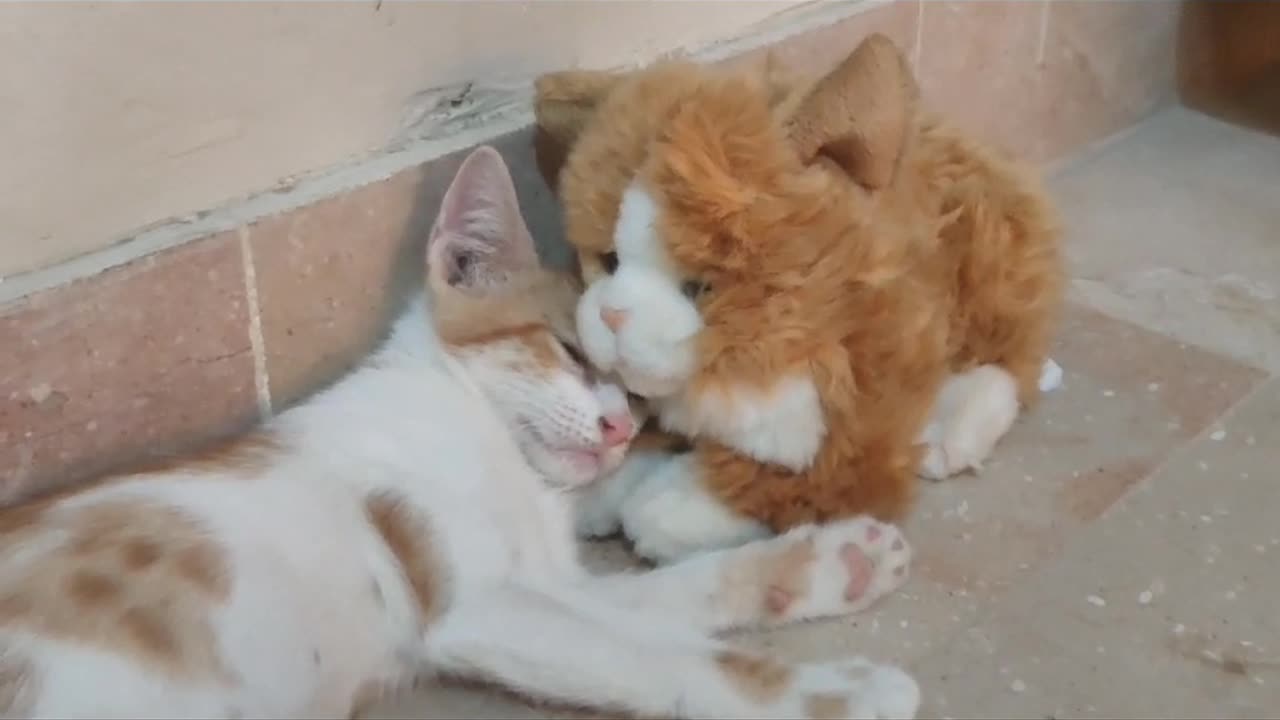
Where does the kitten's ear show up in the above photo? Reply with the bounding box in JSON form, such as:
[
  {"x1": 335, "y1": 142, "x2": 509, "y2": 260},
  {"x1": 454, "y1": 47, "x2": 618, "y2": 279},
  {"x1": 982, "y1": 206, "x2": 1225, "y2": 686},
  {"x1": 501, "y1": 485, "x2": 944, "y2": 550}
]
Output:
[
  {"x1": 427, "y1": 146, "x2": 538, "y2": 295},
  {"x1": 783, "y1": 33, "x2": 918, "y2": 190},
  {"x1": 533, "y1": 69, "x2": 626, "y2": 192}
]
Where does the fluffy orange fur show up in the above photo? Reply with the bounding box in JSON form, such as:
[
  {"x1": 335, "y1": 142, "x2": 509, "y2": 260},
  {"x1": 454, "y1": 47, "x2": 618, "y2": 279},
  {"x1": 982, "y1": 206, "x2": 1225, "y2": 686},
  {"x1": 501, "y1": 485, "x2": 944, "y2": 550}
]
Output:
[{"x1": 534, "y1": 35, "x2": 1064, "y2": 528}]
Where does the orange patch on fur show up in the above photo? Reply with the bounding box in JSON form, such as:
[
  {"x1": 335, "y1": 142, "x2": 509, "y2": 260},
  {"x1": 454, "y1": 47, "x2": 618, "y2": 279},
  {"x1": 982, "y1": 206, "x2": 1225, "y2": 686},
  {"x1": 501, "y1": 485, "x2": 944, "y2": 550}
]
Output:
[
  {"x1": 805, "y1": 692, "x2": 849, "y2": 719},
  {"x1": 134, "y1": 430, "x2": 283, "y2": 477},
  {"x1": 364, "y1": 491, "x2": 448, "y2": 623},
  {"x1": 715, "y1": 650, "x2": 792, "y2": 703},
  {"x1": 539, "y1": 35, "x2": 1064, "y2": 530},
  {"x1": 763, "y1": 537, "x2": 817, "y2": 616},
  {"x1": 435, "y1": 267, "x2": 584, "y2": 373},
  {"x1": 0, "y1": 498, "x2": 234, "y2": 681}
]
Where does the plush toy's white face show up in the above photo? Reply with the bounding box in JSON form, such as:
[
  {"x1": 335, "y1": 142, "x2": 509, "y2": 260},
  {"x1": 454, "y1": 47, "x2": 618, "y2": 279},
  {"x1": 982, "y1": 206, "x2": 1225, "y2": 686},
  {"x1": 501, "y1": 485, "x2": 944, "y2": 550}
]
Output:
[{"x1": 574, "y1": 180, "x2": 708, "y2": 399}]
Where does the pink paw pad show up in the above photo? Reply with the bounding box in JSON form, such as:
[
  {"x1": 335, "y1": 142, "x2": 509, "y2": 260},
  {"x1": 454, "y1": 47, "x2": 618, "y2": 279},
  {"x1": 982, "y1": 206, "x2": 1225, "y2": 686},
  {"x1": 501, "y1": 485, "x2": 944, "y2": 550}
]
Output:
[
  {"x1": 839, "y1": 542, "x2": 874, "y2": 601},
  {"x1": 765, "y1": 586, "x2": 794, "y2": 615}
]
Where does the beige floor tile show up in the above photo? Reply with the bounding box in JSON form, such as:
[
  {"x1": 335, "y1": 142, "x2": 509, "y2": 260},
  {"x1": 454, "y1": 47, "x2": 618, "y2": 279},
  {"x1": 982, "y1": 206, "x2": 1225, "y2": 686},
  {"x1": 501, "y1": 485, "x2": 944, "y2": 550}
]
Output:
[{"x1": 1057, "y1": 108, "x2": 1280, "y2": 372}]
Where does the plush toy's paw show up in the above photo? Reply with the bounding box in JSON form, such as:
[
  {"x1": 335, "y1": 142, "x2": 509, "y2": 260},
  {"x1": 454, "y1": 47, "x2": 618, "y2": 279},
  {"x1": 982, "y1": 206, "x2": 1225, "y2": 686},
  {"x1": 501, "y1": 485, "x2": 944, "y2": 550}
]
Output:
[
  {"x1": 917, "y1": 364, "x2": 1019, "y2": 481},
  {"x1": 1039, "y1": 357, "x2": 1064, "y2": 393},
  {"x1": 775, "y1": 658, "x2": 921, "y2": 720},
  {"x1": 619, "y1": 453, "x2": 769, "y2": 564},
  {"x1": 656, "y1": 375, "x2": 826, "y2": 472},
  {"x1": 574, "y1": 450, "x2": 667, "y2": 539},
  {"x1": 756, "y1": 516, "x2": 912, "y2": 624}
]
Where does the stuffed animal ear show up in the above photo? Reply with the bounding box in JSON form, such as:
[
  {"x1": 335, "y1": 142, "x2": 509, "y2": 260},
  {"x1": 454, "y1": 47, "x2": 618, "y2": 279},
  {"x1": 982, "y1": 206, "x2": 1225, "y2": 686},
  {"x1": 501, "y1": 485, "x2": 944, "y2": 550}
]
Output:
[
  {"x1": 533, "y1": 69, "x2": 627, "y2": 192},
  {"x1": 783, "y1": 33, "x2": 919, "y2": 190},
  {"x1": 426, "y1": 146, "x2": 538, "y2": 296}
]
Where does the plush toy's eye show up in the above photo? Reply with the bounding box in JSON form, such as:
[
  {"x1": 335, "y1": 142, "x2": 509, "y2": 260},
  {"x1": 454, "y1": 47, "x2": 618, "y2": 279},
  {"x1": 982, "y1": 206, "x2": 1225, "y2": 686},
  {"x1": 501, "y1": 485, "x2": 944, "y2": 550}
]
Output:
[
  {"x1": 681, "y1": 279, "x2": 710, "y2": 301},
  {"x1": 599, "y1": 252, "x2": 619, "y2": 274}
]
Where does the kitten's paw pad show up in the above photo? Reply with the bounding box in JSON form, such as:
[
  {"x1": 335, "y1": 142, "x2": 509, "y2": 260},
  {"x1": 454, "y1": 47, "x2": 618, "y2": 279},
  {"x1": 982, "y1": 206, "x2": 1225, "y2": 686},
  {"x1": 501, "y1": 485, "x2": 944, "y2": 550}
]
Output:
[
  {"x1": 785, "y1": 659, "x2": 921, "y2": 719},
  {"x1": 765, "y1": 517, "x2": 911, "y2": 622}
]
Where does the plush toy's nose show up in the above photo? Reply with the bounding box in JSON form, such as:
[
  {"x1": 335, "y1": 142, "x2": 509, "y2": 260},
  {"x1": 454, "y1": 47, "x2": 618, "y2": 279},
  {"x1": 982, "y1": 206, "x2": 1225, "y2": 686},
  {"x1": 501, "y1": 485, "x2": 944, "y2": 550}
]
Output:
[
  {"x1": 598, "y1": 413, "x2": 634, "y2": 447},
  {"x1": 600, "y1": 306, "x2": 629, "y2": 332}
]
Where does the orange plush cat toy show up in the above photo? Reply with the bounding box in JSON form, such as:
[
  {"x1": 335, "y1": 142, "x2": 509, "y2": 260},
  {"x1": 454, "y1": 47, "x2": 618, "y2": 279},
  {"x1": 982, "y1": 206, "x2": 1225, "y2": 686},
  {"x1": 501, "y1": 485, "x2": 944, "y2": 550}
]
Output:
[{"x1": 535, "y1": 34, "x2": 1066, "y2": 564}]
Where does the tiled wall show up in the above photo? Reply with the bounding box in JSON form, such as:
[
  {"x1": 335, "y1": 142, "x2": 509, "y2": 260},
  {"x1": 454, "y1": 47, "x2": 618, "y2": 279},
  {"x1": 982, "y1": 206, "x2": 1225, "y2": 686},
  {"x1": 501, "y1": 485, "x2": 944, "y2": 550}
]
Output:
[{"x1": 0, "y1": 0, "x2": 1185, "y2": 502}]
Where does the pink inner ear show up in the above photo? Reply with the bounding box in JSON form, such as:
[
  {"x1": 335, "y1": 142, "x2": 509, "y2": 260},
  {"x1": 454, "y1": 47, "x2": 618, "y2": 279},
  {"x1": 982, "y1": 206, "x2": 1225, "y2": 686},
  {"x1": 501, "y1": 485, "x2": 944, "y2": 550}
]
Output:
[{"x1": 427, "y1": 146, "x2": 539, "y2": 290}]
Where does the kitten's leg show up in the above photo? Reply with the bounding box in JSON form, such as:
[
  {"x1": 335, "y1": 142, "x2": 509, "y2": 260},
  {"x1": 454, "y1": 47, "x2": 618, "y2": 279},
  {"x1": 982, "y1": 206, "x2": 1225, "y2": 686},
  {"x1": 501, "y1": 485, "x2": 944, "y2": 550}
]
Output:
[
  {"x1": 583, "y1": 515, "x2": 911, "y2": 632},
  {"x1": 618, "y1": 452, "x2": 771, "y2": 564},
  {"x1": 424, "y1": 585, "x2": 920, "y2": 719},
  {"x1": 575, "y1": 449, "x2": 668, "y2": 539},
  {"x1": 917, "y1": 363, "x2": 1020, "y2": 481}
]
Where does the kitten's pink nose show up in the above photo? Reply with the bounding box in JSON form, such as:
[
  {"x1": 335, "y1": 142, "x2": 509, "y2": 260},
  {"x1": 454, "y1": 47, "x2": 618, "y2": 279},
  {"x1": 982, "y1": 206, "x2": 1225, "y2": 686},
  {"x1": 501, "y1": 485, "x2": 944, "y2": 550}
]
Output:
[
  {"x1": 600, "y1": 306, "x2": 629, "y2": 332},
  {"x1": 598, "y1": 413, "x2": 634, "y2": 448}
]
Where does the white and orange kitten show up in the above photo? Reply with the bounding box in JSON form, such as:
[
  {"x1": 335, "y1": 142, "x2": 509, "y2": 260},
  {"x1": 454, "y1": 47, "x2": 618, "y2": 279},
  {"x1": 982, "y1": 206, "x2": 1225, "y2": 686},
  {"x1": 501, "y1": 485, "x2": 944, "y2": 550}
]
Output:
[{"x1": 0, "y1": 147, "x2": 918, "y2": 719}]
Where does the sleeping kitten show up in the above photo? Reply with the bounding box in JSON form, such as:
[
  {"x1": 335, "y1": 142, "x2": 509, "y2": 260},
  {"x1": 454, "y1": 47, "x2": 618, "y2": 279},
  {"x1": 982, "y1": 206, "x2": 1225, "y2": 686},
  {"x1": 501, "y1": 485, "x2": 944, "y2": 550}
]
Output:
[{"x1": 0, "y1": 146, "x2": 917, "y2": 720}]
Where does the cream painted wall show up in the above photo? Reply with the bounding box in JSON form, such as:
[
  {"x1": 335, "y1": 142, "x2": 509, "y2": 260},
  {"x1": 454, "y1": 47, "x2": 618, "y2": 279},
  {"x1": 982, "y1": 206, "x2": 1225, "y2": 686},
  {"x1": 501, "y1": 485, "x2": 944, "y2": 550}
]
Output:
[{"x1": 0, "y1": 0, "x2": 804, "y2": 277}]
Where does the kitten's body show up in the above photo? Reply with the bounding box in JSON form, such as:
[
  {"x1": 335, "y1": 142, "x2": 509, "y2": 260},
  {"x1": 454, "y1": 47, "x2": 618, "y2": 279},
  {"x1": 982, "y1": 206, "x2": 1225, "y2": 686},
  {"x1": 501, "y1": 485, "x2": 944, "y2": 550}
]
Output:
[{"x1": 0, "y1": 148, "x2": 918, "y2": 719}]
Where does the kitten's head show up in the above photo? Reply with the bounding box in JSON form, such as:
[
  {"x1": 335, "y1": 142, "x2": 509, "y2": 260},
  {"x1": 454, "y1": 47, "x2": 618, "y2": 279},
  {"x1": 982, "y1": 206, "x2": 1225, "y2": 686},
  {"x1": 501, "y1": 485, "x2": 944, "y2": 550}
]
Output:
[
  {"x1": 534, "y1": 35, "x2": 919, "y2": 398},
  {"x1": 425, "y1": 146, "x2": 645, "y2": 489}
]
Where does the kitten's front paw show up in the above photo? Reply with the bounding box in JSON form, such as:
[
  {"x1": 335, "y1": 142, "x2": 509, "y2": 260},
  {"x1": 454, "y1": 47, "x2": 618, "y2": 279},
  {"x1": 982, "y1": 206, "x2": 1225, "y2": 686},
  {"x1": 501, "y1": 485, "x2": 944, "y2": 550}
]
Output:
[
  {"x1": 757, "y1": 517, "x2": 912, "y2": 623},
  {"x1": 619, "y1": 454, "x2": 769, "y2": 564},
  {"x1": 783, "y1": 658, "x2": 921, "y2": 719}
]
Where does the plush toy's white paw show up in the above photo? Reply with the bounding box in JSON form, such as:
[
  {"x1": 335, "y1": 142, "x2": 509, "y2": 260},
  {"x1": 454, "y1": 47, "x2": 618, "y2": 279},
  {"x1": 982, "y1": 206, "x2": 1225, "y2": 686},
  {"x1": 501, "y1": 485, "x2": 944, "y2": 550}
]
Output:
[
  {"x1": 1039, "y1": 357, "x2": 1064, "y2": 393},
  {"x1": 759, "y1": 516, "x2": 912, "y2": 624},
  {"x1": 780, "y1": 658, "x2": 921, "y2": 720},
  {"x1": 574, "y1": 450, "x2": 668, "y2": 538},
  {"x1": 619, "y1": 454, "x2": 769, "y2": 564},
  {"x1": 918, "y1": 364, "x2": 1019, "y2": 481}
]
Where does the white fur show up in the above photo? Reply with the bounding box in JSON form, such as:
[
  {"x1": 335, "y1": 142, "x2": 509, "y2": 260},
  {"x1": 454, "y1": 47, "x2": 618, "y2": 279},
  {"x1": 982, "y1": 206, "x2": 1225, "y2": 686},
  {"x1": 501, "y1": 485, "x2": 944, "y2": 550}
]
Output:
[
  {"x1": 655, "y1": 375, "x2": 826, "y2": 471},
  {"x1": 2, "y1": 150, "x2": 920, "y2": 719},
  {"x1": 917, "y1": 364, "x2": 1020, "y2": 480},
  {"x1": 452, "y1": 336, "x2": 630, "y2": 489},
  {"x1": 4, "y1": 298, "x2": 918, "y2": 719},
  {"x1": 577, "y1": 179, "x2": 828, "y2": 472},
  {"x1": 574, "y1": 448, "x2": 669, "y2": 539},
  {"x1": 619, "y1": 453, "x2": 771, "y2": 565},
  {"x1": 576, "y1": 182, "x2": 704, "y2": 397},
  {"x1": 1039, "y1": 357, "x2": 1064, "y2": 393}
]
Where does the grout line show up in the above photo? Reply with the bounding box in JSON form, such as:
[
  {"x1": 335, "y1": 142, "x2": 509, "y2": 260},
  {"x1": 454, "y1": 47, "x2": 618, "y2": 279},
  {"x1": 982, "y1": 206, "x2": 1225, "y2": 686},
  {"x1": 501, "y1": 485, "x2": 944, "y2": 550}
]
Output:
[
  {"x1": 237, "y1": 227, "x2": 273, "y2": 419},
  {"x1": 918, "y1": 370, "x2": 1277, "y2": 659},
  {"x1": 1036, "y1": 0, "x2": 1051, "y2": 66},
  {"x1": 913, "y1": 0, "x2": 924, "y2": 69}
]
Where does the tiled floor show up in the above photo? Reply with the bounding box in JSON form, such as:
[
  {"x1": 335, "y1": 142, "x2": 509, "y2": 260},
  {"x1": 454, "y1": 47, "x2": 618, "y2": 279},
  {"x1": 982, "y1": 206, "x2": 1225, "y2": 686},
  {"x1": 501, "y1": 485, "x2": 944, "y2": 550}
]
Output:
[{"x1": 365, "y1": 107, "x2": 1280, "y2": 719}]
